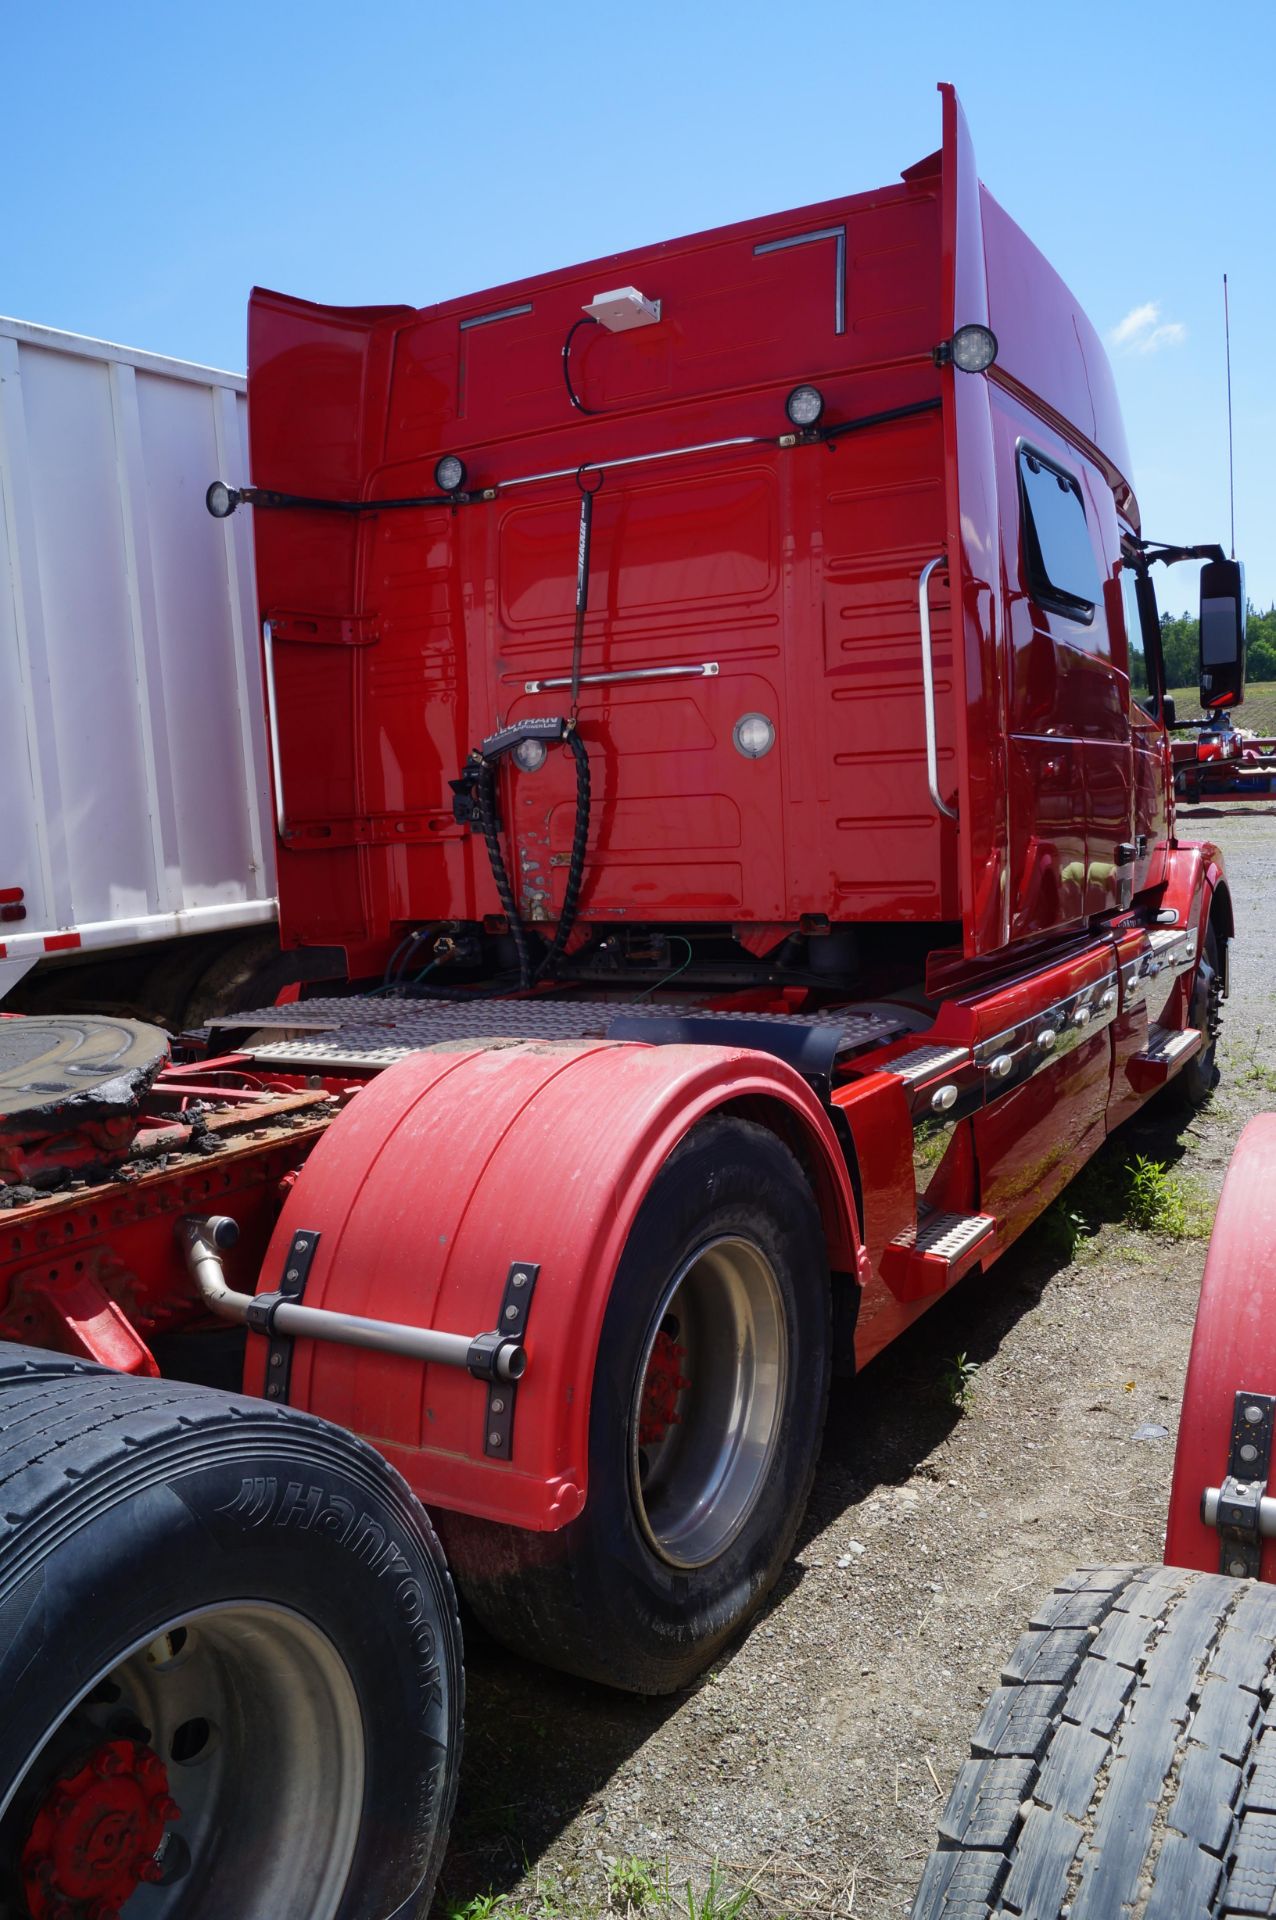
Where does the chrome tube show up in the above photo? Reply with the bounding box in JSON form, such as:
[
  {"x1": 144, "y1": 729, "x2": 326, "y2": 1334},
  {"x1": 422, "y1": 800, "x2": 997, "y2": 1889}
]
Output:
[{"x1": 918, "y1": 554, "x2": 957, "y2": 822}]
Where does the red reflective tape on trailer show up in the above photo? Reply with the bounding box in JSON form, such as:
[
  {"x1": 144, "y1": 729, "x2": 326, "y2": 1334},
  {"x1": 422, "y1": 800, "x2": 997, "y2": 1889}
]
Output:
[
  {"x1": 0, "y1": 943, "x2": 6, "y2": 958},
  {"x1": 43, "y1": 933, "x2": 82, "y2": 952}
]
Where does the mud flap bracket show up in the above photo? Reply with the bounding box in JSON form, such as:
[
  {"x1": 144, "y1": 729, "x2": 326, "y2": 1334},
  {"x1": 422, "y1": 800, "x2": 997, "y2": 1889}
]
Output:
[
  {"x1": 1202, "y1": 1390, "x2": 1276, "y2": 1577},
  {"x1": 480, "y1": 1260, "x2": 540, "y2": 1460}
]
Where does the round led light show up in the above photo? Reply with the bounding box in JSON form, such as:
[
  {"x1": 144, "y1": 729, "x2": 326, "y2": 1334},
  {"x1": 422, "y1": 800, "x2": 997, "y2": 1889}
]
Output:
[
  {"x1": 950, "y1": 324, "x2": 999, "y2": 374},
  {"x1": 733, "y1": 712, "x2": 776, "y2": 759},
  {"x1": 785, "y1": 384, "x2": 825, "y2": 428},
  {"x1": 513, "y1": 736, "x2": 548, "y2": 773},
  {"x1": 206, "y1": 480, "x2": 239, "y2": 519},
  {"x1": 434, "y1": 454, "x2": 467, "y2": 493}
]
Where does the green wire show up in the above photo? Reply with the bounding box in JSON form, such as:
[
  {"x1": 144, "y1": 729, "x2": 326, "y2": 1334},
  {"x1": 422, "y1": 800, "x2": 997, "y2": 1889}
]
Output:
[{"x1": 633, "y1": 935, "x2": 695, "y2": 1001}]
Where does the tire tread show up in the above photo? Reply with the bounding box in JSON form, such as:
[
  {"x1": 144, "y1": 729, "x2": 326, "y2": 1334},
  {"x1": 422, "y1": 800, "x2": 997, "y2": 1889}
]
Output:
[{"x1": 911, "y1": 1566, "x2": 1276, "y2": 1920}]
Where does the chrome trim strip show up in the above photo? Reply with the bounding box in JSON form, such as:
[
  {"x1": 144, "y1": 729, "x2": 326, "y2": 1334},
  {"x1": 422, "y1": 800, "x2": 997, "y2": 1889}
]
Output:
[
  {"x1": 498, "y1": 436, "x2": 767, "y2": 493},
  {"x1": 753, "y1": 225, "x2": 847, "y2": 335},
  {"x1": 918, "y1": 555, "x2": 956, "y2": 820},
  {"x1": 459, "y1": 302, "x2": 533, "y2": 331},
  {"x1": 262, "y1": 619, "x2": 286, "y2": 839},
  {"x1": 524, "y1": 662, "x2": 720, "y2": 694}
]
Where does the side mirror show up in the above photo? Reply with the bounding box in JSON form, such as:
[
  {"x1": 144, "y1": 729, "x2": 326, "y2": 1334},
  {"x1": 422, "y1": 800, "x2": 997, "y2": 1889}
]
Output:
[
  {"x1": 1199, "y1": 557, "x2": 1246, "y2": 710},
  {"x1": 1162, "y1": 693, "x2": 1177, "y2": 730}
]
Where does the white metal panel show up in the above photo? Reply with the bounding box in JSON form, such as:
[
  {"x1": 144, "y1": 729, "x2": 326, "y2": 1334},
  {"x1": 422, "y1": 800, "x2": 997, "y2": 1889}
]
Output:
[{"x1": 0, "y1": 317, "x2": 275, "y2": 988}]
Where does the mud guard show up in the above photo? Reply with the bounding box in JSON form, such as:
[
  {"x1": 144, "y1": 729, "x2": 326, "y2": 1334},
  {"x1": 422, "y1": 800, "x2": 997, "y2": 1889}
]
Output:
[
  {"x1": 245, "y1": 1039, "x2": 861, "y2": 1530},
  {"x1": 1165, "y1": 1114, "x2": 1276, "y2": 1576}
]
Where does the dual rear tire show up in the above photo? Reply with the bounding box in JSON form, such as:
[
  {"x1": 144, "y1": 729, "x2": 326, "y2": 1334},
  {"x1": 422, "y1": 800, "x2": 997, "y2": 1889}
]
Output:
[
  {"x1": 0, "y1": 1350, "x2": 462, "y2": 1920},
  {"x1": 444, "y1": 1115, "x2": 833, "y2": 1694}
]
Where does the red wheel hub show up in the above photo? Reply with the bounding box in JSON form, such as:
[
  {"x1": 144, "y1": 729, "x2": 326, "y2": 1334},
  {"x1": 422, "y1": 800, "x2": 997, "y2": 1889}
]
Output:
[
  {"x1": 21, "y1": 1738, "x2": 180, "y2": 1920},
  {"x1": 638, "y1": 1331, "x2": 690, "y2": 1447}
]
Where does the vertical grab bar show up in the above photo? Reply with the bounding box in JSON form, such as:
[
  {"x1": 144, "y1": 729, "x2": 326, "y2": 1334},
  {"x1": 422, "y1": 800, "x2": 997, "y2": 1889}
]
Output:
[
  {"x1": 262, "y1": 619, "x2": 287, "y2": 839},
  {"x1": 918, "y1": 555, "x2": 958, "y2": 821}
]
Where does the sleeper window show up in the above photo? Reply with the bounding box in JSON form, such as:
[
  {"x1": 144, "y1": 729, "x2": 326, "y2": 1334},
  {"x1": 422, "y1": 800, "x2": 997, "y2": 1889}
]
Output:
[{"x1": 1018, "y1": 448, "x2": 1101, "y2": 624}]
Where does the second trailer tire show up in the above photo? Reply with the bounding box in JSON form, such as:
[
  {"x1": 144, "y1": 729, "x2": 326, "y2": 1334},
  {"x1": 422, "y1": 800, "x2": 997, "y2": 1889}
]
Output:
[
  {"x1": 0, "y1": 1348, "x2": 462, "y2": 1920},
  {"x1": 912, "y1": 1563, "x2": 1276, "y2": 1920},
  {"x1": 446, "y1": 1115, "x2": 832, "y2": 1694}
]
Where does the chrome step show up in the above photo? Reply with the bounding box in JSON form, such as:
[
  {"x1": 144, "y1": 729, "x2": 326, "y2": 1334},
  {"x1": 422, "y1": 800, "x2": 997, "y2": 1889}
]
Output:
[
  {"x1": 881, "y1": 1207, "x2": 997, "y2": 1301},
  {"x1": 1137, "y1": 1024, "x2": 1203, "y2": 1067},
  {"x1": 885, "y1": 1043, "x2": 971, "y2": 1086},
  {"x1": 914, "y1": 1210, "x2": 998, "y2": 1262},
  {"x1": 1127, "y1": 1023, "x2": 1203, "y2": 1093}
]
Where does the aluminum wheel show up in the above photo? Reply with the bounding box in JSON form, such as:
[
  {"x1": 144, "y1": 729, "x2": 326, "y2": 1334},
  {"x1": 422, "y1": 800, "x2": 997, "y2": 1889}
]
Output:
[
  {"x1": 7, "y1": 1602, "x2": 364, "y2": 1920},
  {"x1": 630, "y1": 1234, "x2": 788, "y2": 1568}
]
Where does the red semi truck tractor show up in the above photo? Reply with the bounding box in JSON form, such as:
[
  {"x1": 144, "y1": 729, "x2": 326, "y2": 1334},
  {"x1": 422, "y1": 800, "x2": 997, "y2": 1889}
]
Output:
[{"x1": 0, "y1": 86, "x2": 1246, "y2": 1920}]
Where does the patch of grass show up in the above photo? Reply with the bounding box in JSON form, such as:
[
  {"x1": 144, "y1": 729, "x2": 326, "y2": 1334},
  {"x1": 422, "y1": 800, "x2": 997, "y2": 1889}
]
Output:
[
  {"x1": 940, "y1": 1351, "x2": 980, "y2": 1411},
  {"x1": 1236, "y1": 1031, "x2": 1276, "y2": 1095},
  {"x1": 449, "y1": 1898, "x2": 536, "y2": 1920},
  {"x1": 1124, "y1": 1153, "x2": 1189, "y2": 1237},
  {"x1": 683, "y1": 1866, "x2": 757, "y2": 1920},
  {"x1": 608, "y1": 1858, "x2": 667, "y2": 1911}
]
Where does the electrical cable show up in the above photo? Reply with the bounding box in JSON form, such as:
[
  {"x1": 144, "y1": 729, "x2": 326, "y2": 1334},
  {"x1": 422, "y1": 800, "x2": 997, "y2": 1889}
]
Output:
[
  {"x1": 632, "y1": 936, "x2": 695, "y2": 1000},
  {"x1": 562, "y1": 316, "x2": 600, "y2": 415}
]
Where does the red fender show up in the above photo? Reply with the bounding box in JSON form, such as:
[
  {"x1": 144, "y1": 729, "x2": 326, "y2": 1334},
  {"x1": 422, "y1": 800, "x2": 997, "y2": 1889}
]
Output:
[
  {"x1": 1165, "y1": 1114, "x2": 1276, "y2": 1575},
  {"x1": 1161, "y1": 839, "x2": 1230, "y2": 956},
  {"x1": 246, "y1": 1039, "x2": 861, "y2": 1531}
]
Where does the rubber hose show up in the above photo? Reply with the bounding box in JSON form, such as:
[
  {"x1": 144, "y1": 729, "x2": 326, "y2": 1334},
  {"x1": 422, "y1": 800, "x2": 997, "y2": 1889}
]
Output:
[
  {"x1": 535, "y1": 730, "x2": 591, "y2": 981},
  {"x1": 476, "y1": 760, "x2": 534, "y2": 991}
]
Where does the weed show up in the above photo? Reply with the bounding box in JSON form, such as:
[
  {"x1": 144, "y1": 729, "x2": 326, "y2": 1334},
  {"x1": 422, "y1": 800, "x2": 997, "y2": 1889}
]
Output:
[
  {"x1": 683, "y1": 1865, "x2": 756, "y2": 1920},
  {"x1": 940, "y1": 1351, "x2": 980, "y2": 1411},
  {"x1": 1237, "y1": 1031, "x2": 1276, "y2": 1093},
  {"x1": 1124, "y1": 1154, "x2": 1188, "y2": 1237},
  {"x1": 1042, "y1": 1199, "x2": 1088, "y2": 1261},
  {"x1": 608, "y1": 1858, "x2": 666, "y2": 1911},
  {"x1": 447, "y1": 1898, "x2": 536, "y2": 1920}
]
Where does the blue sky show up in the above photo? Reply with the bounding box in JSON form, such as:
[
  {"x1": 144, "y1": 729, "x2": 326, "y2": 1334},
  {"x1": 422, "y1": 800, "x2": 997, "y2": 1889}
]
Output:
[{"x1": 8, "y1": 0, "x2": 1274, "y2": 606}]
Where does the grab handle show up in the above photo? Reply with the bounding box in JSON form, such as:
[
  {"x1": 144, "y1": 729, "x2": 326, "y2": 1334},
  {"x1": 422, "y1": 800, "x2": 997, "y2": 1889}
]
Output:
[{"x1": 918, "y1": 555, "x2": 957, "y2": 821}]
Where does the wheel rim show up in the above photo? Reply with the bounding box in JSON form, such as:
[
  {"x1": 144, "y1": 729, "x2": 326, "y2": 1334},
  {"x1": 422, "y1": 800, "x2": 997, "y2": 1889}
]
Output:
[
  {"x1": 6, "y1": 1603, "x2": 365, "y2": 1920},
  {"x1": 630, "y1": 1234, "x2": 788, "y2": 1569}
]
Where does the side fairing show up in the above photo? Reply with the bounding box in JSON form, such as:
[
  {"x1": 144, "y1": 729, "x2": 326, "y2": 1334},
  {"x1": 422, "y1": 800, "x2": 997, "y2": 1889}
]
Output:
[{"x1": 937, "y1": 84, "x2": 1011, "y2": 958}]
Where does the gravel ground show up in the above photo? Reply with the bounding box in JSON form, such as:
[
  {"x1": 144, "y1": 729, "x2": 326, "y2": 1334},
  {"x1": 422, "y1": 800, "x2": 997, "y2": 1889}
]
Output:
[{"x1": 438, "y1": 806, "x2": 1276, "y2": 1920}]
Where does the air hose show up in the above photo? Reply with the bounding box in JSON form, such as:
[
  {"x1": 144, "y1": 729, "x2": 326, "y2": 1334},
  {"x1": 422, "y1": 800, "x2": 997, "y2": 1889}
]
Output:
[{"x1": 458, "y1": 719, "x2": 591, "y2": 990}]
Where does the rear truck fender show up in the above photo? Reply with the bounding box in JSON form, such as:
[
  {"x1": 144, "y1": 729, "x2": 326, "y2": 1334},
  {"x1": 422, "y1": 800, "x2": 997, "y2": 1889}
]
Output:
[
  {"x1": 243, "y1": 1038, "x2": 862, "y2": 1531},
  {"x1": 1165, "y1": 1114, "x2": 1276, "y2": 1578}
]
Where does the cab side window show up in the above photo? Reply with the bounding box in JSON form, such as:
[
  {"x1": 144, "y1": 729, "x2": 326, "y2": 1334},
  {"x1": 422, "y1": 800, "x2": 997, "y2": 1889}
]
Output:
[
  {"x1": 1120, "y1": 566, "x2": 1151, "y2": 712},
  {"x1": 1018, "y1": 447, "x2": 1101, "y2": 625}
]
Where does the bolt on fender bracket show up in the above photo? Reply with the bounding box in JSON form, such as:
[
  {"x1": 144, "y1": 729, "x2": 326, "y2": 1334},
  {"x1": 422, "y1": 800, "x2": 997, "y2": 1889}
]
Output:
[
  {"x1": 251, "y1": 1227, "x2": 321, "y2": 1404},
  {"x1": 480, "y1": 1260, "x2": 540, "y2": 1460},
  {"x1": 1202, "y1": 1390, "x2": 1276, "y2": 1577}
]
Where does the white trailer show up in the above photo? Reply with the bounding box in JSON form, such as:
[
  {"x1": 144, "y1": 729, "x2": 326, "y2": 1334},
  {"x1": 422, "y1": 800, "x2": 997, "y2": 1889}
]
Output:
[{"x1": 0, "y1": 317, "x2": 276, "y2": 1010}]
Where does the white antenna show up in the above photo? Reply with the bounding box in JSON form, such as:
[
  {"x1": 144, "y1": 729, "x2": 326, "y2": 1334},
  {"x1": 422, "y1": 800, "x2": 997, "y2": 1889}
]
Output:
[{"x1": 1224, "y1": 273, "x2": 1236, "y2": 560}]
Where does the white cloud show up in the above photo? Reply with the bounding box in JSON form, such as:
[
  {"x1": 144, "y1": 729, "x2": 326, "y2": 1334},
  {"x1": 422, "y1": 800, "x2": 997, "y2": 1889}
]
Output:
[{"x1": 1109, "y1": 302, "x2": 1188, "y2": 354}]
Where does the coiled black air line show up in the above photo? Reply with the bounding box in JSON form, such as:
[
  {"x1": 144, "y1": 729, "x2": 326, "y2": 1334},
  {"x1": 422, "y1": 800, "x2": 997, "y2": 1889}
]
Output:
[
  {"x1": 533, "y1": 728, "x2": 591, "y2": 980},
  {"x1": 475, "y1": 756, "x2": 534, "y2": 990},
  {"x1": 473, "y1": 730, "x2": 591, "y2": 990}
]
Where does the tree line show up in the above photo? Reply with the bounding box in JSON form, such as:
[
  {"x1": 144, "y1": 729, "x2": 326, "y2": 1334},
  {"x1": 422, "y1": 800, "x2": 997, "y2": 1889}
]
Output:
[{"x1": 1158, "y1": 603, "x2": 1276, "y2": 686}]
